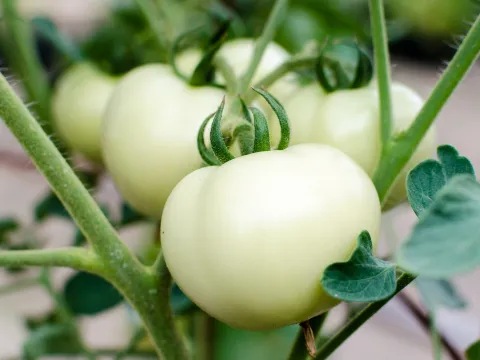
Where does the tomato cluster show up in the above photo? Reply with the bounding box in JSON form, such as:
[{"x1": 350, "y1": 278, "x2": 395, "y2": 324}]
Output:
[{"x1": 51, "y1": 37, "x2": 435, "y2": 330}]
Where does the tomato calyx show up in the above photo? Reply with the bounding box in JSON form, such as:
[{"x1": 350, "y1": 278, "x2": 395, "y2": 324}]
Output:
[
  {"x1": 315, "y1": 38, "x2": 373, "y2": 93},
  {"x1": 198, "y1": 89, "x2": 291, "y2": 166}
]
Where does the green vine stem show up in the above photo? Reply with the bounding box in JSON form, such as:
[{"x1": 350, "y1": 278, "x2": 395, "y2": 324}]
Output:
[
  {"x1": 313, "y1": 273, "x2": 416, "y2": 359},
  {"x1": 38, "y1": 268, "x2": 94, "y2": 359},
  {"x1": 214, "y1": 56, "x2": 239, "y2": 95},
  {"x1": 373, "y1": 13, "x2": 480, "y2": 202},
  {"x1": 238, "y1": 0, "x2": 290, "y2": 95},
  {"x1": 368, "y1": 0, "x2": 392, "y2": 148},
  {"x1": 2, "y1": 0, "x2": 58, "y2": 142},
  {"x1": 0, "y1": 248, "x2": 103, "y2": 274},
  {"x1": 244, "y1": 55, "x2": 317, "y2": 104},
  {"x1": 0, "y1": 72, "x2": 188, "y2": 359}
]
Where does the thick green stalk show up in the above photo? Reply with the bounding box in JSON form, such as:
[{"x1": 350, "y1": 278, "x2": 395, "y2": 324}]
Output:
[
  {"x1": 373, "y1": 13, "x2": 480, "y2": 201},
  {"x1": 2, "y1": 0, "x2": 55, "y2": 137},
  {"x1": 368, "y1": 0, "x2": 392, "y2": 148},
  {"x1": 0, "y1": 248, "x2": 103, "y2": 274},
  {"x1": 238, "y1": 0, "x2": 290, "y2": 95},
  {"x1": 0, "y1": 73, "x2": 187, "y2": 359},
  {"x1": 313, "y1": 273, "x2": 416, "y2": 359}
]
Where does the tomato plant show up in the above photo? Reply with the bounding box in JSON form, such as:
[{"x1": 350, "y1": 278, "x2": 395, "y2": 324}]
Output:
[{"x1": 0, "y1": 0, "x2": 480, "y2": 359}]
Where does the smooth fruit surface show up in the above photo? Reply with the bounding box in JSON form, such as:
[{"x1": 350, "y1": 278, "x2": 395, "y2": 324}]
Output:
[
  {"x1": 161, "y1": 144, "x2": 381, "y2": 330},
  {"x1": 52, "y1": 62, "x2": 118, "y2": 161},
  {"x1": 101, "y1": 64, "x2": 224, "y2": 217}
]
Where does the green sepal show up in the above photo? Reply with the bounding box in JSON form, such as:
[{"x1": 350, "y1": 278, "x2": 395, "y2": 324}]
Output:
[
  {"x1": 315, "y1": 38, "x2": 373, "y2": 93},
  {"x1": 197, "y1": 112, "x2": 221, "y2": 166},
  {"x1": 251, "y1": 88, "x2": 290, "y2": 150},
  {"x1": 250, "y1": 107, "x2": 271, "y2": 153},
  {"x1": 210, "y1": 98, "x2": 236, "y2": 164}
]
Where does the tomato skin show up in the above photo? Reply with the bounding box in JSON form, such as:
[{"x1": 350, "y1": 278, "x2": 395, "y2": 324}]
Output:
[
  {"x1": 161, "y1": 144, "x2": 381, "y2": 330},
  {"x1": 101, "y1": 64, "x2": 224, "y2": 217},
  {"x1": 282, "y1": 82, "x2": 436, "y2": 209},
  {"x1": 52, "y1": 63, "x2": 118, "y2": 161}
]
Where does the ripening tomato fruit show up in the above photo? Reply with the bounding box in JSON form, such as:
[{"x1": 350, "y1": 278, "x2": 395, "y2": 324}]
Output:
[
  {"x1": 101, "y1": 64, "x2": 224, "y2": 217},
  {"x1": 161, "y1": 143, "x2": 381, "y2": 330},
  {"x1": 52, "y1": 62, "x2": 118, "y2": 161}
]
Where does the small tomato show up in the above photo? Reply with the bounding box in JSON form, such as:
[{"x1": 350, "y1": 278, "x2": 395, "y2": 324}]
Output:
[
  {"x1": 52, "y1": 63, "x2": 118, "y2": 162},
  {"x1": 161, "y1": 144, "x2": 381, "y2": 330}
]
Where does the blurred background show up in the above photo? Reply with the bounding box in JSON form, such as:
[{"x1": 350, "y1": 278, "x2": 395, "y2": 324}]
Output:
[{"x1": 0, "y1": 0, "x2": 479, "y2": 359}]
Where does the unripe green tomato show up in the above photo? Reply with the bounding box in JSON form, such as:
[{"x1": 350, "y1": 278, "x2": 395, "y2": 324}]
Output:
[
  {"x1": 281, "y1": 82, "x2": 436, "y2": 209},
  {"x1": 101, "y1": 64, "x2": 224, "y2": 217},
  {"x1": 52, "y1": 63, "x2": 118, "y2": 162},
  {"x1": 161, "y1": 144, "x2": 381, "y2": 330},
  {"x1": 319, "y1": 83, "x2": 435, "y2": 209}
]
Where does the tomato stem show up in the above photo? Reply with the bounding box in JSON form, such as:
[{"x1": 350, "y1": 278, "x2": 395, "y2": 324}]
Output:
[
  {"x1": 0, "y1": 72, "x2": 188, "y2": 360},
  {"x1": 368, "y1": 0, "x2": 393, "y2": 150},
  {"x1": 373, "y1": 12, "x2": 480, "y2": 203},
  {"x1": 0, "y1": 248, "x2": 103, "y2": 274},
  {"x1": 214, "y1": 55, "x2": 239, "y2": 95},
  {"x1": 1, "y1": 0, "x2": 68, "y2": 154},
  {"x1": 245, "y1": 55, "x2": 318, "y2": 104},
  {"x1": 238, "y1": 0, "x2": 290, "y2": 95}
]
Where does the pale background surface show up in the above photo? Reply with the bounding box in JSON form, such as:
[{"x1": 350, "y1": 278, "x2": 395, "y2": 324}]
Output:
[{"x1": 0, "y1": 1, "x2": 479, "y2": 359}]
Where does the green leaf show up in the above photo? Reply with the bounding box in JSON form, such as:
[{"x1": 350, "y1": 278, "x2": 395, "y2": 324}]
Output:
[
  {"x1": 64, "y1": 272, "x2": 124, "y2": 315},
  {"x1": 34, "y1": 191, "x2": 70, "y2": 222},
  {"x1": 407, "y1": 145, "x2": 475, "y2": 216},
  {"x1": 398, "y1": 175, "x2": 480, "y2": 277},
  {"x1": 467, "y1": 340, "x2": 480, "y2": 360},
  {"x1": 23, "y1": 324, "x2": 83, "y2": 359},
  {"x1": 415, "y1": 277, "x2": 467, "y2": 312},
  {"x1": 321, "y1": 231, "x2": 396, "y2": 302}
]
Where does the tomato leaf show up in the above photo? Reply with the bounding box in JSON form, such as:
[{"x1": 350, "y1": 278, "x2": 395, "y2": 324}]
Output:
[
  {"x1": 407, "y1": 145, "x2": 475, "y2": 216},
  {"x1": 321, "y1": 231, "x2": 396, "y2": 302},
  {"x1": 23, "y1": 324, "x2": 83, "y2": 359},
  {"x1": 64, "y1": 272, "x2": 124, "y2": 315},
  {"x1": 415, "y1": 277, "x2": 467, "y2": 312},
  {"x1": 398, "y1": 175, "x2": 480, "y2": 277},
  {"x1": 467, "y1": 340, "x2": 480, "y2": 360}
]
